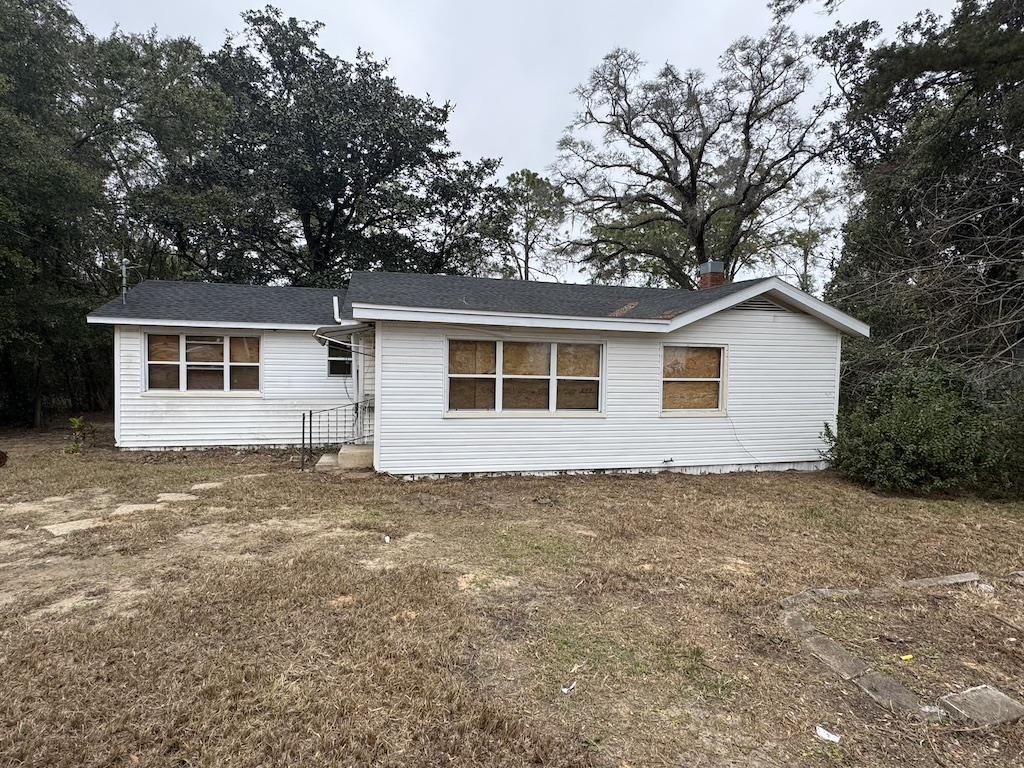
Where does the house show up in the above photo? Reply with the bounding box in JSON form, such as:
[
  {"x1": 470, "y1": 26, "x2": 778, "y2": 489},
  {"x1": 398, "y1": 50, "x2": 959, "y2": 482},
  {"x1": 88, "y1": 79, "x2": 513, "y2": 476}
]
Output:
[{"x1": 87, "y1": 262, "x2": 869, "y2": 477}]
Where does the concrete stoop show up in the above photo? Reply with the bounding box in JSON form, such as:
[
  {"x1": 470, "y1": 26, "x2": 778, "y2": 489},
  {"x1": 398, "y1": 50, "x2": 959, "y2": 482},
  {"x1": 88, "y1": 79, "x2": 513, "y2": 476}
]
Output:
[{"x1": 314, "y1": 444, "x2": 374, "y2": 473}]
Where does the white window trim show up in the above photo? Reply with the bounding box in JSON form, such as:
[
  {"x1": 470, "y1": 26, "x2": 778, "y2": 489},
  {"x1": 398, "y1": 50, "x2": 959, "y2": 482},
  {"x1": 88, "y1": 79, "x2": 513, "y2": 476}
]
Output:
[
  {"x1": 443, "y1": 338, "x2": 606, "y2": 417},
  {"x1": 326, "y1": 338, "x2": 353, "y2": 378},
  {"x1": 143, "y1": 332, "x2": 263, "y2": 397},
  {"x1": 660, "y1": 343, "x2": 728, "y2": 417}
]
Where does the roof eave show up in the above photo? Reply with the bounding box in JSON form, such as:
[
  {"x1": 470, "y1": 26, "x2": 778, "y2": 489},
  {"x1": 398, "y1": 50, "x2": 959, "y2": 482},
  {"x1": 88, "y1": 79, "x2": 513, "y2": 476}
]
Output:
[
  {"x1": 86, "y1": 315, "x2": 326, "y2": 331},
  {"x1": 349, "y1": 303, "x2": 673, "y2": 333}
]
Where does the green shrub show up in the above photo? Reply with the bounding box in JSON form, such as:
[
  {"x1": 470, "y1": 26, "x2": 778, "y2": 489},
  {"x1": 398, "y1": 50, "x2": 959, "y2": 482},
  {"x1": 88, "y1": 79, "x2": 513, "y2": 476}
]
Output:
[
  {"x1": 987, "y1": 390, "x2": 1024, "y2": 494},
  {"x1": 824, "y1": 365, "x2": 995, "y2": 494}
]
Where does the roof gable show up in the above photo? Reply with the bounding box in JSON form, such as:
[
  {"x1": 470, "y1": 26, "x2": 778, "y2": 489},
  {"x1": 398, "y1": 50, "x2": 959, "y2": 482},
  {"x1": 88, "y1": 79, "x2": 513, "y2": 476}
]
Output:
[{"x1": 344, "y1": 272, "x2": 869, "y2": 337}]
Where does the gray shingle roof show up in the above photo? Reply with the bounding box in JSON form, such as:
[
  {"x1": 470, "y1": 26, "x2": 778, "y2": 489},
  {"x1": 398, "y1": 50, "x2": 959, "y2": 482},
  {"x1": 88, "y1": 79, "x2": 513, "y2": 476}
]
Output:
[
  {"x1": 343, "y1": 271, "x2": 768, "y2": 320},
  {"x1": 88, "y1": 280, "x2": 345, "y2": 327},
  {"x1": 89, "y1": 273, "x2": 774, "y2": 328}
]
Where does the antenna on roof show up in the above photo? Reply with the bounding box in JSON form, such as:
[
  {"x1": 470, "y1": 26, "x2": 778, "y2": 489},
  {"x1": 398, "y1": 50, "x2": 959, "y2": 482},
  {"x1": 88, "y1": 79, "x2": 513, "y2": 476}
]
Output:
[{"x1": 121, "y1": 258, "x2": 130, "y2": 304}]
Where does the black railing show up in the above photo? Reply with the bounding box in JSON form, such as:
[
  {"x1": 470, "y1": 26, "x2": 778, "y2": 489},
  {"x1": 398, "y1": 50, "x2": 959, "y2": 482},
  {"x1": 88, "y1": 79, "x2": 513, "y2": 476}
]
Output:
[{"x1": 300, "y1": 397, "x2": 374, "y2": 470}]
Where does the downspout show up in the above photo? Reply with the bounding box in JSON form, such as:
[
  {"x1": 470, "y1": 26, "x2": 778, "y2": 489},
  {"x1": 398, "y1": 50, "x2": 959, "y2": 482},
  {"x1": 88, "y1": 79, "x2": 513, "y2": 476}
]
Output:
[{"x1": 333, "y1": 295, "x2": 343, "y2": 324}]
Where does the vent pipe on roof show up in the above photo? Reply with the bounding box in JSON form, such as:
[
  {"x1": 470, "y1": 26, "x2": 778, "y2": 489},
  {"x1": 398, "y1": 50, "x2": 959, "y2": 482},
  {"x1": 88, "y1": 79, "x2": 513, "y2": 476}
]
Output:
[{"x1": 698, "y1": 260, "x2": 726, "y2": 290}]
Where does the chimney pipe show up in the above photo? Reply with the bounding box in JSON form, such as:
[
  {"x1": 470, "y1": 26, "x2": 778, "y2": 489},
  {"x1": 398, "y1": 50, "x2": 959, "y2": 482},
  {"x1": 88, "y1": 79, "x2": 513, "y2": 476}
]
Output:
[{"x1": 698, "y1": 260, "x2": 726, "y2": 290}]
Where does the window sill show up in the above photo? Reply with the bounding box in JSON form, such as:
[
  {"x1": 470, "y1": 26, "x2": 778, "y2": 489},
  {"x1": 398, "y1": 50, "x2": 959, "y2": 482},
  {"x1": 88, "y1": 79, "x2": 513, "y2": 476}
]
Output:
[
  {"x1": 141, "y1": 390, "x2": 264, "y2": 398},
  {"x1": 443, "y1": 410, "x2": 606, "y2": 419},
  {"x1": 660, "y1": 409, "x2": 728, "y2": 418}
]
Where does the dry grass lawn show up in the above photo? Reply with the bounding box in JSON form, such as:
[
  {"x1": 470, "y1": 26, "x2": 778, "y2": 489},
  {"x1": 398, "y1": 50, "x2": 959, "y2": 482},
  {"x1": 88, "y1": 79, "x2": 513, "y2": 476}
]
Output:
[{"x1": 1, "y1": 424, "x2": 1023, "y2": 767}]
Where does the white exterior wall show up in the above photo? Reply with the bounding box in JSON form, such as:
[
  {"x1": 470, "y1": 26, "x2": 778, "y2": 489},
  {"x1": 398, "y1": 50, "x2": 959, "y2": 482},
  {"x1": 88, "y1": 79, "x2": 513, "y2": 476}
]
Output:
[
  {"x1": 374, "y1": 307, "x2": 841, "y2": 475},
  {"x1": 114, "y1": 325, "x2": 356, "y2": 448}
]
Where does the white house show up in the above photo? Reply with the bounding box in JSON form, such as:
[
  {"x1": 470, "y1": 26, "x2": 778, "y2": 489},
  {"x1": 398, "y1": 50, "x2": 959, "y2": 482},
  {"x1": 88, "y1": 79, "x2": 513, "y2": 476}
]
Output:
[{"x1": 87, "y1": 264, "x2": 869, "y2": 477}]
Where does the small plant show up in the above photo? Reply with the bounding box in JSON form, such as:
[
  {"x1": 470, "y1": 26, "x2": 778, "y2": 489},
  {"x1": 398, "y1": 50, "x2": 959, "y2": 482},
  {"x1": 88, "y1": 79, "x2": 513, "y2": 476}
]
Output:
[{"x1": 66, "y1": 416, "x2": 96, "y2": 454}]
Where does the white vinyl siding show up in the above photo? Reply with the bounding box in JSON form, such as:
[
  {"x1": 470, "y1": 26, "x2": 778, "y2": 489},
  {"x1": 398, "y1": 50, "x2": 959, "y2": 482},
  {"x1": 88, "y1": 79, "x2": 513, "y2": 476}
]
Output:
[
  {"x1": 374, "y1": 307, "x2": 841, "y2": 475},
  {"x1": 114, "y1": 325, "x2": 356, "y2": 448}
]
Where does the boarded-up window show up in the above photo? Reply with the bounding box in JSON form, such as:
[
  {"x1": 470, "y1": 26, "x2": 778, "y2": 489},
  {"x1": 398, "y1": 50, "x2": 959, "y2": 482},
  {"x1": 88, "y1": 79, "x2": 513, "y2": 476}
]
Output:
[
  {"x1": 147, "y1": 363, "x2": 179, "y2": 390},
  {"x1": 448, "y1": 341, "x2": 497, "y2": 410},
  {"x1": 503, "y1": 378, "x2": 549, "y2": 409},
  {"x1": 147, "y1": 335, "x2": 179, "y2": 362},
  {"x1": 556, "y1": 343, "x2": 601, "y2": 410},
  {"x1": 662, "y1": 346, "x2": 723, "y2": 410},
  {"x1": 449, "y1": 340, "x2": 496, "y2": 374},
  {"x1": 146, "y1": 333, "x2": 261, "y2": 392},
  {"x1": 557, "y1": 344, "x2": 600, "y2": 378},
  {"x1": 447, "y1": 339, "x2": 601, "y2": 413},
  {"x1": 185, "y1": 336, "x2": 224, "y2": 363},
  {"x1": 147, "y1": 335, "x2": 180, "y2": 389},
  {"x1": 449, "y1": 377, "x2": 496, "y2": 410},
  {"x1": 503, "y1": 342, "x2": 550, "y2": 376},
  {"x1": 556, "y1": 379, "x2": 599, "y2": 410},
  {"x1": 186, "y1": 366, "x2": 224, "y2": 390},
  {"x1": 229, "y1": 337, "x2": 260, "y2": 390}
]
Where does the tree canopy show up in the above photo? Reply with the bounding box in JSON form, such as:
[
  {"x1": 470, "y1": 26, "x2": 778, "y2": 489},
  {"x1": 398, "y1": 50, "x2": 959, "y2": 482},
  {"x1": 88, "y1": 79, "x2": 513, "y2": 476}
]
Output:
[
  {"x1": 0, "y1": 1, "x2": 508, "y2": 424},
  {"x1": 558, "y1": 27, "x2": 840, "y2": 288},
  {"x1": 819, "y1": 0, "x2": 1024, "y2": 395}
]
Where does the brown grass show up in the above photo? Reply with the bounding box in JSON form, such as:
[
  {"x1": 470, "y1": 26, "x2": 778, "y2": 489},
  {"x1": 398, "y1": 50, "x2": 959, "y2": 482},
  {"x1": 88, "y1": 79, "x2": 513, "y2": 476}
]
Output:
[{"x1": 1, "y1": 424, "x2": 1023, "y2": 766}]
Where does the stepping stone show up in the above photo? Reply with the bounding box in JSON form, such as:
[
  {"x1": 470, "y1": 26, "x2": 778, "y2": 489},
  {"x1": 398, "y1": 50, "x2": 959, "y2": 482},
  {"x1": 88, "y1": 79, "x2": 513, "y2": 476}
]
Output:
[
  {"x1": 780, "y1": 609, "x2": 816, "y2": 638},
  {"x1": 40, "y1": 518, "x2": 106, "y2": 536},
  {"x1": 854, "y1": 670, "x2": 922, "y2": 714},
  {"x1": 156, "y1": 493, "x2": 199, "y2": 503},
  {"x1": 1007, "y1": 571, "x2": 1024, "y2": 586},
  {"x1": 190, "y1": 481, "x2": 224, "y2": 491},
  {"x1": 111, "y1": 503, "x2": 167, "y2": 516},
  {"x1": 802, "y1": 634, "x2": 869, "y2": 680},
  {"x1": 237, "y1": 473, "x2": 269, "y2": 480},
  {"x1": 940, "y1": 685, "x2": 1024, "y2": 726},
  {"x1": 901, "y1": 572, "x2": 979, "y2": 589}
]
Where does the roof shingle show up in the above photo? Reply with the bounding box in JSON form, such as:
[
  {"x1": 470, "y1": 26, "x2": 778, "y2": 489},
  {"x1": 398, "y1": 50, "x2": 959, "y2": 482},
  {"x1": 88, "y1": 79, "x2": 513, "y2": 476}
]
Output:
[
  {"x1": 343, "y1": 271, "x2": 767, "y2": 320},
  {"x1": 88, "y1": 280, "x2": 344, "y2": 327}
]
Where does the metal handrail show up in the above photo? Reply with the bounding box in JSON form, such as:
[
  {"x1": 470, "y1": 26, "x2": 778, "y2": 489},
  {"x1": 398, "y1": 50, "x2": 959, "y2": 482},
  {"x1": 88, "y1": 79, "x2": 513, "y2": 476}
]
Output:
[{"x1": 300, "y1": 397, "x2": 374, "y2": 470}]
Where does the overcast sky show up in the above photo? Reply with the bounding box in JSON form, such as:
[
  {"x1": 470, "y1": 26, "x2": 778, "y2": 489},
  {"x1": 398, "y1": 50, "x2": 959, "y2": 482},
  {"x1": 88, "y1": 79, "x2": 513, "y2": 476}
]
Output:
[{"x1": 72, "y1": 0, "x2": 953, "y2": 178}]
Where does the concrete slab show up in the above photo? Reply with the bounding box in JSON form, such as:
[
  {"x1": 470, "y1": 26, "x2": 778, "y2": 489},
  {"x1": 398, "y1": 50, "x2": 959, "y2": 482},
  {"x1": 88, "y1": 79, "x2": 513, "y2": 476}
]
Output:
[
  {"x1": 901, "y1": 572, "x2": 980, "y2": 589},
  {"x1": 40, "y1": 518, "x2": 106, "y2": 536},
  {"x1": 156, "y1": 493, "x2": 199, "y2": 503},
  {"x1": 781, "y1": 609, "x2": 817, "y2": 638},
  {"x1": 802, "y1": 634, "x2": 870, "y2": 680},
  {"x1": 315, "y1": 453, "x2": 340, "y2": 473},
  {"x1": 338, "y1": 444, "x2": 373, "y2": 470},
  {"x1": 111, "y1": 502, "x2": 167, "y2": 516},
  {"x1": 190, "y1": 481, "x2": 225, "y2": 491},
  {"x1": 854, "y1": 670, "x2": 922, "y2": 714},
  {"x1": 940, "y1": 685, "x2": 1024, "y2": 726}
]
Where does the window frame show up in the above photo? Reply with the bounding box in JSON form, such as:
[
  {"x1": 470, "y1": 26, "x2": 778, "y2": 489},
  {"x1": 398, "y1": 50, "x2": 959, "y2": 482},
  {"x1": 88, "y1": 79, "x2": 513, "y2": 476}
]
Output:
[
  {"x1": 326, "y1": 338, "x2": 353, "y2": 378},
  {"x1": 444, "y1": 337, "x2": 606, "y2": 417},
  {"x1": 660, "y1": 343, "x2": 728, "y2": 417},
  {"x1": 143, "y1": 331, "x2": 263, "y2": 396}
]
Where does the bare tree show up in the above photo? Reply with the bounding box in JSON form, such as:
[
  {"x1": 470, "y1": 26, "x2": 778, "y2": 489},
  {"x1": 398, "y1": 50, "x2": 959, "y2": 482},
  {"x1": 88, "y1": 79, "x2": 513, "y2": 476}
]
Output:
[{"x1": 557, "y1": 27, "x2": 840, "y2": 288}]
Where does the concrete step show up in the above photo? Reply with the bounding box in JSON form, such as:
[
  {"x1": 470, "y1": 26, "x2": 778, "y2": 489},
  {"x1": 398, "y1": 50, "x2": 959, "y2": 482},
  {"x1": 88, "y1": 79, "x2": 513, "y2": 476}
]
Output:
[
  {"x1": 338, "y1": 443, "x2": 374, "y2": 470},
  {"x1": 314, "y1": 453, "x2": 339, "y2": 472}
]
